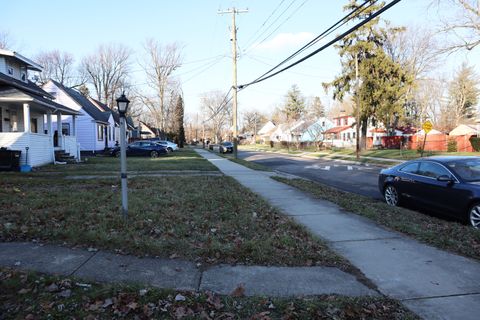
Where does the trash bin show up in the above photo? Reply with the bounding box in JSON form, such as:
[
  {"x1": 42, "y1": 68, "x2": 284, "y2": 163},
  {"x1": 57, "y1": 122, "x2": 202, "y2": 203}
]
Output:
[{"x1": 0, "y1": 148, "x2": 21, "y2": 171}]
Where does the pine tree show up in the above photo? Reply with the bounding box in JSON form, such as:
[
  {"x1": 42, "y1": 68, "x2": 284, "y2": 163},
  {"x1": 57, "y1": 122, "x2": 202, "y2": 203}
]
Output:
[
  {"x1": 174, "y1": 95, "x2": 185, "y2": 148},
  {"x1": 324, "y1": 0, "x2": 413, "y2": 148},
  {"x1": 448, "y1": 63, "x2": 479, "y2": 125},
  {"x1": 284, "y1": 84, "x2": 305, "y2": 121}
]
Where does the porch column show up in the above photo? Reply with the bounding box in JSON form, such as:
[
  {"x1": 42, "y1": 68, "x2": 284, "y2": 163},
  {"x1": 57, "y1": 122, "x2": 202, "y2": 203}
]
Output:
[
  {"x1": 47, "y1": 111, "x2": 54, "y2": 162},
  {"x1": 56, "y1": 112, "x2": 63, "y2": 149},
  {"x1": 72, "y1": 115, "x2": 76, "y2": 136},
  {"x1": 23, "y1": 103, "x2": 30, "y2": 132}
]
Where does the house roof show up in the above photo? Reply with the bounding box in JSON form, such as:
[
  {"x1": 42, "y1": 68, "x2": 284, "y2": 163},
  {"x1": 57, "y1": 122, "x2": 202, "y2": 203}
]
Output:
[
  {"x1": 0, "y1": 49, "x2": 43, "y2": 71},
  {"x1": 0, "y1": 72, "x2": 54, "y2": 99},
  {"x1": 324, "y1": 125, "x2": 352, "y2": 134},
  {"x1": 0, "y1": 86, "x2": 80, "y2": 115},
  {"x1": 50, "y1": 80, "x2": 111, "y2": 124},
  {"x1": 449, "y1": 124, "x2": 477, "y2": 136}
]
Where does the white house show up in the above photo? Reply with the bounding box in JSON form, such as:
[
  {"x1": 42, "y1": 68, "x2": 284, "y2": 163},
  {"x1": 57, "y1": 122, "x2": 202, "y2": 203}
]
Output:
[
  {"x1": 42, "y1": 80, "x2": 116, "y2": 154},
  {"x1": 257, "y1": 121, "x2": 276, "y2": 143},
  {"x1": 0, "y1": 50, "x2": 80, "y2": 167},
  {"x1": 324, "y1": 115, "x2": 357, "y2": 147}
]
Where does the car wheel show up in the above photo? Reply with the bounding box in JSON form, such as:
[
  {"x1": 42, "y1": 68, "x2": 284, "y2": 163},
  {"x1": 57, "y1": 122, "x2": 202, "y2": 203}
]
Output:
[
  {"x1": 167, "y1": 147, "x2": 173, "y2": 152},
  {"x1": 384, "y1": 185, "x2": 400, "y2": 206},
  {"x1": 468, "y1": 203, "x2": 480, "y2": 229},
  {"x1": 114, "y1": 151, "x2": 120, "y2": 158},
  {"x1": 150, "y1": 151, "x2": 159, "y2": 158}
]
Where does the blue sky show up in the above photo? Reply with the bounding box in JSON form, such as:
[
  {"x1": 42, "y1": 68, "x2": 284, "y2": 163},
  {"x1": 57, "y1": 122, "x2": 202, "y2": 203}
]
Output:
[{"x1": 2, "y1": 0, "x2": 479, "y2": 118}]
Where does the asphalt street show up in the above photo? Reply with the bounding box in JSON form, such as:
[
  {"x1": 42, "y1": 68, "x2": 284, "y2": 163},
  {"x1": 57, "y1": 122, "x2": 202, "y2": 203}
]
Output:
[{"x1": 238, "y1": 150, "x2": 384, "y2": 199}]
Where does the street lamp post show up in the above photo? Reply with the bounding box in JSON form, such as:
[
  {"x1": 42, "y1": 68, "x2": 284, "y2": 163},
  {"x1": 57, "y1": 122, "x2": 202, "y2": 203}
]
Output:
[{"x1": 116, "y1": 92, "x2": 130, "y2": 219}]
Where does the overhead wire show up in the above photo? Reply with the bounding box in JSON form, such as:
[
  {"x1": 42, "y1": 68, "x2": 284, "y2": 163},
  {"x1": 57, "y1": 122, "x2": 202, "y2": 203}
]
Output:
[
  {"x1": 242, "y1": 0, "x2": 375, "y2": 88},
  {"x1": 239, "y1": 0, "x2": 402, "y2": 90}
]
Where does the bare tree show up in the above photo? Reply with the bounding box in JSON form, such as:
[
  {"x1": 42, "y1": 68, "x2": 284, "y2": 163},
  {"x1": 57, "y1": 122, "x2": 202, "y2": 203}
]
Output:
[
  {"x1": 432, "y1": 0, "x2": 480, "y2": 52},
  {"x1": 0, "y1": 31, "x2": 13, "y2": 49},
  {"x1": 413, "y1": 78, "x2": 447, "y2": 127},
  {"x1": 242, "y1": 110, "x2": 267, "y2": 137},
  {"x1": 140, "y1": 39, "x2": 183, "y2": 132},
  {"x1": 200, "y1": 91, "x2": 232, "y2": 143},
  {"x1": 81, "y1": 43, "x2": 132, "y2": 109},
  {"x1": 35, "y1": 50, "x2": 84, "y2": 87}
]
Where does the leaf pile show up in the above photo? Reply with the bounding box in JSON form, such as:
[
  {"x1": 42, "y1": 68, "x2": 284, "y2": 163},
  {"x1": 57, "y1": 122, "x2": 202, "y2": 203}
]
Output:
[{"x1": 0, "y1": 268, "x2": 418, "y2": 319}]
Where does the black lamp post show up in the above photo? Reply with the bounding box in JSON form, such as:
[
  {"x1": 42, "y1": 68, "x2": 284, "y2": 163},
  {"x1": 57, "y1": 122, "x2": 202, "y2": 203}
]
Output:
[{"x1": 116, "y1": 92, "x2": 130, "y2": 219}]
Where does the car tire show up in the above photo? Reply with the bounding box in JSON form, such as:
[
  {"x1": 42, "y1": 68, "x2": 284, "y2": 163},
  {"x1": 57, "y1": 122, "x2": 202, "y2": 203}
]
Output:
[
  {"x1": 167, "y1": 147, "x2": 173, "y2": 152},
  {"x1": 150, "y1": 151, "x2": 159, "y2": 158},
  {"x1": 467, "y1": 202, "x2": 480, "y2": 229},
  {"x1": 384, "y1": 185, "x2": 400, "y2": 206},
  {"x1": 114, "y1": 151, "x2": 120, "y2": 158}
]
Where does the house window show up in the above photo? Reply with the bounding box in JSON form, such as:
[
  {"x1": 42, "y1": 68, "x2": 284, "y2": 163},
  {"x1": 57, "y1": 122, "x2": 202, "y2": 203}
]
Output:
[
  {"x1": 321, "y1": 121, "x2": 325, "y2": 126},
  {"x1": 353, "y1": 132, "x2": 356, "y2": 139},
  {"x1": 337, "y1": 119, "x2": 341, "y2": 126},
  {"x1": 62, "y1": 123, "x2": 70, "y2": 135},
  {"x1": 7, "y1": 67, "x2": 13, "y2": 76},
  {"x1": 97, "y1": 124, "x2": 104, "y2": 141},
  {"x1": 108, "y1": 126, "x2": 112, "y2": 141},
  {"x1": 347, "y1": 132, "x2": 350, "y2": 140},
  {"x1": 113, "y1": 126, "x2": 116, "y2": 142},
  {"x1": 344, "y1": 118, "x2": 348, "y2": 125},
  {"x1": 30, "y1": 118, "x2": 38, "y2": 133}
]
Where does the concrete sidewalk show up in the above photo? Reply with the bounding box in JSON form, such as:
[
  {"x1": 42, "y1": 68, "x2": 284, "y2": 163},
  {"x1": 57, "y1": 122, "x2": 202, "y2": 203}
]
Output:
[
  {"x1": 196, "y1": 148, "x2": 480, "y2": 320},
  {"x1": 0, "y1": 242, "x2": 376, "y2": 298}
]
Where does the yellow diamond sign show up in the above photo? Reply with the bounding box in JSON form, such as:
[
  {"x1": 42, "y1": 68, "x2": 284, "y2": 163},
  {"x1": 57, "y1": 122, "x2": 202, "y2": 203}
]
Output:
[{"x1": 422, "y1": 120, "x2": 433, "y2": 134}]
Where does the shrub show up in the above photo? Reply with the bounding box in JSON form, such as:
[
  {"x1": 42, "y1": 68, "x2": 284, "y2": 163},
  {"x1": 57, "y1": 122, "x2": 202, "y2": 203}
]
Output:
[
  {"x1": 470, "y1": 136, "x2": 480, "y2": 152},
  {"x1": 447, "y1": 138, "x2": 458, "y2": 152}
]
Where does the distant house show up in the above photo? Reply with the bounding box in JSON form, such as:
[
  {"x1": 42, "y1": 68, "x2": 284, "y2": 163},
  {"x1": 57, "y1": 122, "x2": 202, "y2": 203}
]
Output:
[
  {"x1": 324, "y1": 115, "x2": 357, "y2": 147},
  {"x1": 42, "y1": 80, "x2": 115, "y2": 154},
  {"x1": 0, "y1": 50, "x2": 80, "y2": 167},
  {"x1": 257, "y1": 121, "x2": 276, "y2": 143},
  {"x1": 449, "y1": 124, "x2": 478, "y2": 152},
  {"x1": 89, "y1": 97, "x2": 135, "y2": 143},
  {"x1": 301, "y1": 117, "x2": 334, "y2": 143},
  {"x1": 137, "y1": 121, "x2": 159, "y2": 139}
]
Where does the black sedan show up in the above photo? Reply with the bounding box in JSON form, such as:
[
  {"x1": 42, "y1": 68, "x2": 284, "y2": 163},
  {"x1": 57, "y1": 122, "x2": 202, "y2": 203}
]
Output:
[
  {"x1": 378, "y1": 156, "x2": 480, "y2": 229},
  {"x1": 220, "y1": 141, "x2": 233, "y2": 153},
  {"x1": 110, "y1": 141, "x2": 168, "y2": 158}
]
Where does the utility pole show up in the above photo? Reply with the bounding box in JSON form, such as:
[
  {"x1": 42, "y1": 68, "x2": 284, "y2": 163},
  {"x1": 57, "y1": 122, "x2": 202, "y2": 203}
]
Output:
[
  {"x1": 355, "y1": 52, "x2": 361, "y2": 160},
  {"x1": 218, "y1": 7, "x2": 248, "y2": 159}
]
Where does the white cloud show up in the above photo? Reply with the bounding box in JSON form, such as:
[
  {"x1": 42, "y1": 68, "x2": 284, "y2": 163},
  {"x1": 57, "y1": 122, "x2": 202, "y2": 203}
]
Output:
[{"x1": 253, "y1": 32, "x2": 315, "y2": 51}]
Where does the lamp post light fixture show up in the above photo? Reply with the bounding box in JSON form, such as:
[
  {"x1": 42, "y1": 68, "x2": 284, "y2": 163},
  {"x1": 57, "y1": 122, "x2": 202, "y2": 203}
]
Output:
[{"x1": 116, "y1": 92, "x2": 130, "y2": 219}]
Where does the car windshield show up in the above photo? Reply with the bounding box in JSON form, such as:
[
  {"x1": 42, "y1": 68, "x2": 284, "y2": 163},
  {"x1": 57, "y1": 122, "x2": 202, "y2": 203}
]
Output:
[
  {"x1": 447, "y1": 159, "x2": 480, "y2": 182},
  {"x1": 222, "y1": 142, "x2": 232, "y2": 146}
]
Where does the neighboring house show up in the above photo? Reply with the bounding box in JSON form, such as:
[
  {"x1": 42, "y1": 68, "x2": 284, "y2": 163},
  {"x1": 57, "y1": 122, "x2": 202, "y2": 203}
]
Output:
[
  {"x1": 42, "y1": 80, "x2": 115, "y2": 154},
  {"x1": 0, "y1": 50, "x2": 80, "y2": 167},
  {"x1": 449, "y1": 124, "x2": 478, "y2": 152},
  {"x1": 257, "y1": 121, "x2": 276, "y2": 143},
  {"x1": 270, "y1": 123, "x2": 291, "y2": 142},
  {"x1": 89, "y1": 98, "x2": 135, "y2": 143},
  {"x1": 137, "y1": 121, "x2": 158, "y2": 139},
  {"x1": 324, "y1": 115, "x2": 357, "y2": 147},
  {"x1": 301, "y1": 117, "x2": 334, "y2": 143}
]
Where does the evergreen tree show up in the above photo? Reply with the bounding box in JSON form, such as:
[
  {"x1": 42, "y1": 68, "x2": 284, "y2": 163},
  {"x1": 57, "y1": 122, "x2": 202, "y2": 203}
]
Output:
[
  {"x1": 308, "y1": 96, "x2": 326, "y2": 119},
  {"x1": 284, "y1": 84, "x2": 305, "y2": 121},
  {"x1": 174, "y1": 95, "x2": 185, "y2": 148},
  {"x1": 324, "y1": 0, "x2": 413, "y2": 148},
  {"x1": 448, "y1": 62, "x2": 479, "y2": 125}
]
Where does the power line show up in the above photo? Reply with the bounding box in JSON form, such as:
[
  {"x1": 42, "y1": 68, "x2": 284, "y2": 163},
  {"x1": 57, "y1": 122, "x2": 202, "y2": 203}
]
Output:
[
  {"x1": 242, "y1": 0, "x2": 298, "y2": 52},
  {"x1": 242, "y1": 0, "x2": 375, "y2": 87},
  {"x1": 242, "y1": 0, "x2": 287, "y2": 49},
  {"x1": 245, "y1": 0, "x2": 310, "y2": 54},
  {"x1": 239, "y1": 0, "x2": 402, "y2": 90}
]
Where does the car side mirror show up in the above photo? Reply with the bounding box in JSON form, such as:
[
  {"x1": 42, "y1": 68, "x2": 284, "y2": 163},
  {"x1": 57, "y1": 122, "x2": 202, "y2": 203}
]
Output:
[{"x1": 437, "y1": 175, "x2": 454, "y2": 183}]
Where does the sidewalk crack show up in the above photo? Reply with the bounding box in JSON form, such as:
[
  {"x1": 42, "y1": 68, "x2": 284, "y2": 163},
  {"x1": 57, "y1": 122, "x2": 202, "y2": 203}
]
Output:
[
  {"x1": 330, "y1": 237, "x2": 402, "y2": 243},
  {"x1": 69, "y1": 251, "x2": 98, "y2": 277},
  {"x1": 196, "y1": 270, "x2": 204, "y2": 292},
  {"x1": 401, "y1": 292, "x2": 480, "y2": 302}
]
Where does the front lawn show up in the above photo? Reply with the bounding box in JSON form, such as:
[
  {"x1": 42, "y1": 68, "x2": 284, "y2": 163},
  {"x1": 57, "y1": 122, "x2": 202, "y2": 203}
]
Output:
[
  {"x1": 274, "y1": 177, "x2": 480, "y2": 261},
  {"x1": 0, "y1": 268, "x2": 418, "y2": 320},
  {"x1": 0, "y1": 172, "x2": 349, "y2": 269},
  {"x1": 35, "y1": 148, "x2": 218, "y2": 174}
]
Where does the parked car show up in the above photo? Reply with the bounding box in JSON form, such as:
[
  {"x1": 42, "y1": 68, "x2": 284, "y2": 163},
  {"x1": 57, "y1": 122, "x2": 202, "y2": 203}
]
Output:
[
  {"x1": 378, "y1": 156, "x2": 480, "y2": 229},
  {"x1": 146, "y1": 138, "x2": 178, "y2": 152},
  {"x1": 110, "y1": 141, "x2": 168, "y2": 158},
  {"x1": 220, "y1": 141, "x2": 233, "y2": 154}
]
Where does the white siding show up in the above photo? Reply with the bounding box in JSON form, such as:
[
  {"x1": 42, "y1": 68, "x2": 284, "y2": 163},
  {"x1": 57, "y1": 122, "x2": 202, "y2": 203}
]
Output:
[{"x1": 0, "y1": 132, "x2": 53, "y2": 166}]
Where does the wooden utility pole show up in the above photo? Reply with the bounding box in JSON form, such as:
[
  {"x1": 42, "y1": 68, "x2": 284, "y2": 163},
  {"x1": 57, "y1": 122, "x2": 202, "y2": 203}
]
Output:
[
  {"x1": 355, "y1": 52, "x2": 360, "y2": 160},
  {"x1": 218, "y1": 7, "x2": 248, "y2": 159}
]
